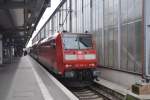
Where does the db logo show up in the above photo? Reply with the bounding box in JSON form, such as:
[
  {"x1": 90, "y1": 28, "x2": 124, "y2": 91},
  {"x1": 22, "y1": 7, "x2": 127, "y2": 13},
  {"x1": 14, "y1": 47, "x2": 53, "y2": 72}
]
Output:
[{"x1": 77, "y1": 55, "x2": 84, "y2": 59}]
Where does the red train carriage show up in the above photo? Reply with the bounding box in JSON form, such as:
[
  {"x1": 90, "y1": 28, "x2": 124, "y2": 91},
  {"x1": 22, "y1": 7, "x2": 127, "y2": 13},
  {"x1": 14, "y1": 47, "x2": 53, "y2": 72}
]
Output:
[{"x1": 31, "y1": 32, "x2": 99, "y2": 80}]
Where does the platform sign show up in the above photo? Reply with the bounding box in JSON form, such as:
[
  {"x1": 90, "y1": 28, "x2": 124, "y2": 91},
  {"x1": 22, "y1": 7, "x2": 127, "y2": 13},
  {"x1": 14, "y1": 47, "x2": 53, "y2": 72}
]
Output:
[{"x1": 144, "y1": 0, "x2": 150, "y2": 79}]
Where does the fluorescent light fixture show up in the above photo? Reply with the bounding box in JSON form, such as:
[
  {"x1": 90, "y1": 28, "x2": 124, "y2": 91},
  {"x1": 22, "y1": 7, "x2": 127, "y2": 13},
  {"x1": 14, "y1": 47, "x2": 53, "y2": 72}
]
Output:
[{"x1": 32, "y1": 23, "x2": 35, "y2": 27}]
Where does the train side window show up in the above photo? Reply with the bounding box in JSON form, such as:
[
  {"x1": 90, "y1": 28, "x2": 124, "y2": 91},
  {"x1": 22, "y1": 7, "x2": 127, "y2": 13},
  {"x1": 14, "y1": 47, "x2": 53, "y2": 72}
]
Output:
[{"x1": 50, "y1": 39, "x2": 56, "y2": 48}]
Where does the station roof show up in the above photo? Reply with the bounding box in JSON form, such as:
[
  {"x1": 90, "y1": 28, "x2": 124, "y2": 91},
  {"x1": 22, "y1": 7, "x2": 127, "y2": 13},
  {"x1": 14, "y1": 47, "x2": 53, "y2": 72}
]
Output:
[{"x1": 0, "y1": 0, "x2": 51, "y2": 47}]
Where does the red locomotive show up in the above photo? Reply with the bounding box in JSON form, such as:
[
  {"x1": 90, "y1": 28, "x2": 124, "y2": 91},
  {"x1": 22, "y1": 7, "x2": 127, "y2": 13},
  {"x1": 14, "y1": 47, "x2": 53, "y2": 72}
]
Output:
[{"x1": 31, "y1": 32, "x2": 99, "y2": 80}]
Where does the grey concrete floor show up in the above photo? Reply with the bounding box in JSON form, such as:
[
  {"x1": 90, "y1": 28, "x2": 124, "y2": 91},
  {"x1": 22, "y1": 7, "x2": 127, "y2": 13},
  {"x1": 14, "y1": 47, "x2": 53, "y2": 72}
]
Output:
[
  {"x1": 0, "y1": 57, "x2": 44, "y2": 100},
  {"x1": 0, "y1": 56, "x2": 77, "y2": 100}
]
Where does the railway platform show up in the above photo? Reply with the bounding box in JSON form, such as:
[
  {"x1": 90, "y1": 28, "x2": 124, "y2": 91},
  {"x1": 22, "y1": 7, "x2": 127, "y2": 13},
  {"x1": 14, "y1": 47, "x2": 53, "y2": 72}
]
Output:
[
  {"x1": 95, "y1": 78, "x2": 150, "y2": 100},
  {"x1": 0, "y1": 56, "x2": 78, "y2": 100}
]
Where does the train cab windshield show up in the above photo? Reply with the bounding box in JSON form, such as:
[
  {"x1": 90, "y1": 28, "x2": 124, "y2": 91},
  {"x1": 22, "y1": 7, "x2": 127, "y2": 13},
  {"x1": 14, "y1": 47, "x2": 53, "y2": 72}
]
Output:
[{"x1": 62, "y1": 34, "x2": 93, "y2": 50}]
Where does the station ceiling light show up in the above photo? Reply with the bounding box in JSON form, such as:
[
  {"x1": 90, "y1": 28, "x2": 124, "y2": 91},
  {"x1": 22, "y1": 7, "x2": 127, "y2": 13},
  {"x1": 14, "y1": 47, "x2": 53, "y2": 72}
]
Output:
[{"x1": 31, "y1": 23, "x2": 35, "y2": 27}]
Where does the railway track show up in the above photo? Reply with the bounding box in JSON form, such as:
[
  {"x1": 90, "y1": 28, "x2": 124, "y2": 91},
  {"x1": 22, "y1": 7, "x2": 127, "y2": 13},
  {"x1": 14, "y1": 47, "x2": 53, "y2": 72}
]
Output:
[
  {"x1": 68, "y1": 82, "x2": 125, "y2": 100},
  {"x1": 70, "y1": 87, "x2": 104, "y2": 100},
  {"x1": 40, "y1": 64, "x2": 125, "y2": 100}
]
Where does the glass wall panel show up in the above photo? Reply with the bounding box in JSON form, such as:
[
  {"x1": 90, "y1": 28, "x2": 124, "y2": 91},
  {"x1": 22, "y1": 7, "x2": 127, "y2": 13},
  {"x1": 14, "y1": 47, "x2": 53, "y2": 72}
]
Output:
[
  {"x1": 56, "y1": 12, "x2": 59, "y2": 31},
  {"x1": 67, "y1": 0, "x2": 70, "y2": 31},
  {"x1": 135, "y1": 0, "x2": 142, "y2": 19},
  {"x1": 100, "y1": 0, "x2": 105, "y2": 65},
  {"x1": 92, "y1": 0, "x2": 96, "y2": 31},
  {"x1": 108, "y1": 28, "x2": 114, "y2": 66},
  {"x1": 113, "y1": 28, "x2": 118, "y2": 67},
  {"x1": 135, "y1": 21, "x2": 142, "y2": 73},
  {"x1": 103, "y1": 0, "x2": 118, "y2": 68},
  {"x1": 71, "y1": 0, "x2": 77, "y2": 32},
  {"x1": 113, "y1": 0, "x2": 118, "y2": 27},
  {"x1": 127, "y1": 0, "x2": 135, "y2": 22},
  {"x1": 121, "y1": 0, "x2": 128, "y2": 24},
  {"x1": 41, "y1": 28, "x2": 44, "y2": 39},
  {"x1": 83, "y1": 0, "x2": 90, "y2": 32},
  {"x1": 61, "y1": 2, "x2": 66, "y2": 31},
  {"x1": 127, "y1": 23, "x2": 136, "y2": 72},
  {"x1": 134, "y1": 0, "x2": 142, "y2": 73},
  {"x1": 120, "y1": 0, "x2": 128, "y2": 71},
  {"x1": 120, "y1": 0, "x2": 142, "y2": 73},
  {"x1": 120, "y1": 24, "x2": 128, "y2": 70},
  {"x1": 95, "y1": 0, "x2": 99, "y2": 31},
  {"x1": 45, "y1": 23, "x2": 48, "y2": 37},
  {"x1": 104, "y1": 29, "x2": 109, "y2": 66},
  {"x1": 76, "y1": 0, "x2": 83, "y2": 32}
]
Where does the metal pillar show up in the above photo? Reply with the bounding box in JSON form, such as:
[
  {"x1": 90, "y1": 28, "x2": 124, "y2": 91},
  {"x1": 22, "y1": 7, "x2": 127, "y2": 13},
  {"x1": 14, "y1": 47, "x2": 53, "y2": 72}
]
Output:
[
  {"x1": 117, "y1": 0, "x2": 121, "y2": 68},
  {"x1": 0, "y1": 35, "x2": 2, "y2": 64},
  {"x1": 69, "y1": 0, "x2": 72, "y2": 32},
  {"x1": 144, "y1": 0, "x2": 150, "y2": 80},
  {"x1": 90, "y1": 0, "x2": 93, "y2": 32}
]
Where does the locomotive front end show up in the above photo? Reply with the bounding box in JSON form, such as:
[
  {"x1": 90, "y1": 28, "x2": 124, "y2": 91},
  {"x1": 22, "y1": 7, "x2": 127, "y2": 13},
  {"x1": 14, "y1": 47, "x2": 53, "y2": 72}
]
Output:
[{"x1": 61, "y1": 33, "x2": 99, "y2": 80}]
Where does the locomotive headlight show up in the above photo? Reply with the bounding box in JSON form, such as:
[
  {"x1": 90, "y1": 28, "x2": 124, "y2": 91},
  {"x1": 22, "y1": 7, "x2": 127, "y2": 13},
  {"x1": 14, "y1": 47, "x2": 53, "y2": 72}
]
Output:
[
  {"x1": 85, "y1": 54, "x2": 96, "y2": 60},
  {"x1": 65, "y1": 64, "x2": 72, "y2": 68},
  {"x1": 89, "y1": 63, "x2": 96, "y2": 67},
  {"x1": 65, "y1": 54, "x2": 77, "y2": 60}
]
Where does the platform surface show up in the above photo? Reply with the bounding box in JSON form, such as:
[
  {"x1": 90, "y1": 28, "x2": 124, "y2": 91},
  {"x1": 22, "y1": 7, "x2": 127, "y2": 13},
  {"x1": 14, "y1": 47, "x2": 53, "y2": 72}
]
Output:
[
  {"x1": 95, "y1": 78, "x2": 150, "y2": 100},
  {"x1": 0, "y1": 56, "x2": 78, "y2": 100}
]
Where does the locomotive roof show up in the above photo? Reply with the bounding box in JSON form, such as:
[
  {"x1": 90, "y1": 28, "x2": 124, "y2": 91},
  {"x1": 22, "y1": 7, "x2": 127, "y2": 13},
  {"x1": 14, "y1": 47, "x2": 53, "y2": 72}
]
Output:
[
  {"x1": 32, "y1": 32, "x2": 93, "y2": 46},
  {"x1": 40, "y1": 32, "x2": 92, "y2": 43},
  {"x1": 39, "y1": 33, "x2": 59, "y2": 44},
  {"x1": 32, "y1": 40, "x2": 40, "y2": 46},
  {"x1": 62, "y1": 32, "x2": 92, "y2": 35}
]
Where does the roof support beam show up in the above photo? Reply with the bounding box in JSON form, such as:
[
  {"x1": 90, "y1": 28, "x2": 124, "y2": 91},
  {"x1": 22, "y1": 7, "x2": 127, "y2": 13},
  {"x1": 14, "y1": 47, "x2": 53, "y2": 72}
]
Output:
[
  {"x1": 0, "y1": 27, "x2": 28, "y2": 33},
  {"x1": 0, "y1": 2, "x2": 32, "y2": 9}
]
